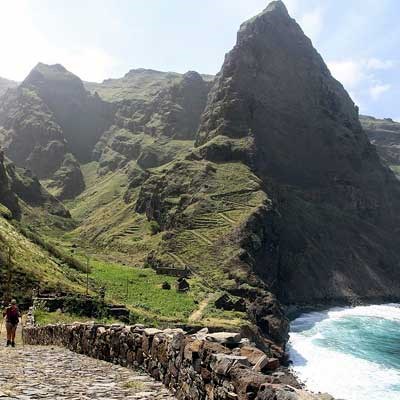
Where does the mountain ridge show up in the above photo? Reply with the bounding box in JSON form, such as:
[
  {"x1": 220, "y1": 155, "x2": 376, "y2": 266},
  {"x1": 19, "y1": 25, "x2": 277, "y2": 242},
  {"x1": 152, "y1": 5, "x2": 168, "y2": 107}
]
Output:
[{"x1": 0, "y1": 2, "x2": 399, "y2": 364}]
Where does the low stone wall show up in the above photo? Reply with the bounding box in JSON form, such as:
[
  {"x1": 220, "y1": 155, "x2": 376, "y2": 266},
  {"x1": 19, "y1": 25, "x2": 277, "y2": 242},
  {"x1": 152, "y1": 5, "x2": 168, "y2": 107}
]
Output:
[{"x1": 23, "y1": 324, "x2": 333, "y2": 400}]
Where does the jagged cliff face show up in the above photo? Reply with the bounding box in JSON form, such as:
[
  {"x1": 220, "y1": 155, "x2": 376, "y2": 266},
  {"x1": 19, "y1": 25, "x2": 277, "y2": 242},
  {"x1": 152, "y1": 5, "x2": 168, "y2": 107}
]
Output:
[
  {"x1": 0, "y1": 65, "x2": 211, "y2": 189},
  {"x1": 194, "y1": 1, "x2": 400, "y2": 304},
  {"x1": 361, "y1": 115, "x2": 400, "y2": 175},
  {"x1": 0, "y1": 77, "x2": 18, "y2": 98},
  {"x1": 1, "y1": 1, "x2": 399, "y2": 317},
  {"x1": 0, "y1": 149, "x2": 19, "y2": 216},
  {"x1": 0, "y1": 65, "x2": 91, "y2": 199},
  {"x1": 90, "y1": 69, "x2": 211, "y2": 174},
  {"x1": 21, "y1": 63, "x2": 113, "y2": 162},
  {"x1": 0, "y1": 85, "x2": 67, "y2": 178},
  {"x1": 0, "y1": 149, "x2": 69, "y2": 218}
]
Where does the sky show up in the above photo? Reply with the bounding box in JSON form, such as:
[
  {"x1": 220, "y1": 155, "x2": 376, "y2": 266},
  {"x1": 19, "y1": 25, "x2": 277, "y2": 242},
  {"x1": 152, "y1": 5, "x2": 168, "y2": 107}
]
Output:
[{"x1": 0, "y1": 0, "x2": 398, "y2": 120}]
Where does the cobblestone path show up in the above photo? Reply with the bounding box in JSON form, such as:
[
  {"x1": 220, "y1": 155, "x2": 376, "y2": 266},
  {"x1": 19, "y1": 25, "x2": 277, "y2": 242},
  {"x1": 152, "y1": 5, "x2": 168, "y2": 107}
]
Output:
[{"x1": 0, "y1": 344, "x2": 176, "y2": 400}]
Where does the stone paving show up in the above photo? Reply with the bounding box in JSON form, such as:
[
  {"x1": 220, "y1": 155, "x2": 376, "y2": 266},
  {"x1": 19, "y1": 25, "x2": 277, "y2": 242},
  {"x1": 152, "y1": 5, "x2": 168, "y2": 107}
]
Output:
[{"x1": 0, "y1": 343, "x2": 177, "y2": 400}]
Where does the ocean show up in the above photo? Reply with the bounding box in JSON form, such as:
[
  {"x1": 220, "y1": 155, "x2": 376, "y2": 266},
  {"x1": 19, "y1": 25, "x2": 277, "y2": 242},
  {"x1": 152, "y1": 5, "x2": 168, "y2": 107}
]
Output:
[{"x1": 288, "y1": 304, "x2": 400, "y2": 400}]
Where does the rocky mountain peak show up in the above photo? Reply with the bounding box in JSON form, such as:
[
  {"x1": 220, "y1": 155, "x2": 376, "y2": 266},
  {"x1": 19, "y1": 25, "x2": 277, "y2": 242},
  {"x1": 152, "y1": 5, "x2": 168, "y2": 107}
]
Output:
[
  {"x1": 238, "y1": 0, "x2": 290, "y2": 38},
  {"x1": 265, "y1": 0, "x2": 288, "y2": 12},
  {"x1": 182, "y1": 70, "x2": 203, "y2": 83},
  {"x1": 197, "y1": 0, "x2": 373, "y2": 190},
  {"x1": 22, "y1": 62, "x2": 85, "y2": 94},
  {"x1": 194, "y1": 0, "x2": 400, "y2": 304}
]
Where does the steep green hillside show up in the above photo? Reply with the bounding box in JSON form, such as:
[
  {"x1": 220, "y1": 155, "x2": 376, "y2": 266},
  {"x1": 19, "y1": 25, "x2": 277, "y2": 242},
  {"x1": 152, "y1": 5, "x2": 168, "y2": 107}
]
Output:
[
  {"x1": 0, "y1": 216, "x2": 86, "y2": 303},
  {"x1": 85, "y1": 68, "x2": 213, "y2": 103},
  {"x1": 0, "y1": 150, "x2": 87, "y2": 302}
]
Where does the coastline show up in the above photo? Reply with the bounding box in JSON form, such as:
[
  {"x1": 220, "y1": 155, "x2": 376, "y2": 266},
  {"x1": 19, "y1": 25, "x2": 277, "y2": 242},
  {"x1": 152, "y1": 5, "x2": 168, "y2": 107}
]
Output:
[{"x1": 287, "y1": 302, "x2": 400, "y2": 400}]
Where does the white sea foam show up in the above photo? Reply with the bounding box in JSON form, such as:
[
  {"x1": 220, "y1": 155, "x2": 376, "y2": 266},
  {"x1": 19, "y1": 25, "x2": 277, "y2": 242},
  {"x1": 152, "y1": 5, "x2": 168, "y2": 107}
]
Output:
[
  {"x1": 289, "y1": 304, "x2": 400, "y2": 400},
  {"x1": 326, "y1": 303, "x2": 400, "y2": 322}
]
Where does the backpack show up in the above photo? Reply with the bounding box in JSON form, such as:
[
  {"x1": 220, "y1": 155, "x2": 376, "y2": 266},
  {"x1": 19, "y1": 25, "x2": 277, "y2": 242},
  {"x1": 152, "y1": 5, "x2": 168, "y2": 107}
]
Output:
[{"x1": 6, "y1": 307, "x2": 19, "y2": 324}]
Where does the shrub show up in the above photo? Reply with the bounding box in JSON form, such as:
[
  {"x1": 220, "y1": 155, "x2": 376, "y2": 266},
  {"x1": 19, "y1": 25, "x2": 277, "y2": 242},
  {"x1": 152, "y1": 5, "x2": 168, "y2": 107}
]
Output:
[{"x1": 149, "y1": 220, "x2": 161, "y2": 235}]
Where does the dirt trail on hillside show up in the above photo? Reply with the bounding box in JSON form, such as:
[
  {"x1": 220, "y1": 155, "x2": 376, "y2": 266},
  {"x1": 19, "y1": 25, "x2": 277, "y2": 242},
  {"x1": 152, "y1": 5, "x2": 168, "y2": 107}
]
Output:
[{"x1": 189, "y1": 293, "x2": 216, "y2": 322}]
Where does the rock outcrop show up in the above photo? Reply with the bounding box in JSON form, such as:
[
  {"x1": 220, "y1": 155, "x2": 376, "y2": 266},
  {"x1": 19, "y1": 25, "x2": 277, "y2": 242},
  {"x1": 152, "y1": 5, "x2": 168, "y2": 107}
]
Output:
[
  {"x1": 90, "y1": 69, "x2": 211, "y2": 174},
  {"x1": 361, "y1": 115, "x2": 400, "y2": 173},
  {"x1": 193, "y1": 1, "x2": 400, "y2": 304},
  {"x1": 0, "y1": 77, "x2": 18, "y2": 98},
  {"x1": 0, "y1": 83, "x2": 67, "y2": 178},
  {"x1": 21, "y1": 63, "x2": 113, "y2": 162},
  {"x1": 24, "y1": 323, "x2": 333, "y2": 400},
  {"x1": 0, "y1": 65, "x2": 212, "y2": 185},
  {"x1": 0, "y1": 63, "x2": 113, "y2": 197},
  {"x1": 0, "y1": 149, "x2": 19, "y2": 216},
  {"x1": 43, "y1": 153, "x2": 85, "y2": 200},
  {"x1": 0, "y1": 148, "x2": 69, "y2": 218}
]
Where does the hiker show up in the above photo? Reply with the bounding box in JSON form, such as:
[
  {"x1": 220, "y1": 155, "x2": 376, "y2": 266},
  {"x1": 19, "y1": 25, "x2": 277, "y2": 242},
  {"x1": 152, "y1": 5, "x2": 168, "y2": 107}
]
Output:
[{"x1": 2, "y1": 299, "x2": 21, "y2": 347}]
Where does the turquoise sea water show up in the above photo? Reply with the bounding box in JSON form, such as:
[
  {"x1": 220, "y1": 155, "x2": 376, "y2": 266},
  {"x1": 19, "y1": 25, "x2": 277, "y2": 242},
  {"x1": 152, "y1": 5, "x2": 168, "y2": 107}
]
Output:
[{"x1": 288, "y1": 304, "x2": 400, "y2": 400}]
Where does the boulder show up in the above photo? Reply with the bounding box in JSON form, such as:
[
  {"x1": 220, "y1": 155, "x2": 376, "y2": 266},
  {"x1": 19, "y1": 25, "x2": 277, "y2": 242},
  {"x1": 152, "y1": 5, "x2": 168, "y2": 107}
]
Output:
[{"x1": 206, "y1": 332, "x2": 242, "y2": 345}]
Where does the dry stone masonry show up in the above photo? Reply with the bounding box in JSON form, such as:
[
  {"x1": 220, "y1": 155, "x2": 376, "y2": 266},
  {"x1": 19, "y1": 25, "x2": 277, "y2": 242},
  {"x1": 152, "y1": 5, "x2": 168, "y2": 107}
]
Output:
[
  {"x1": 0, "y1": 345, "x2": 175, "y2": 399},
  {"x1": 23, "y1": 323, "x2": 334, "y2": 400}
]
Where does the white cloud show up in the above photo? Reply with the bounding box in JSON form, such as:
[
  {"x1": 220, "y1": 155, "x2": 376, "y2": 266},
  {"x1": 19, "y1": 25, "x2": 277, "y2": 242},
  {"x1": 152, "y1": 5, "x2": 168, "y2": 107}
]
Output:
[
  {"x1": 0, "y1": 1, "x2": 119, "y2": 81},
  {"x1": 366, "y1": 58, "x2": 396, "y2": 70},
  {"x1": 299, "y1": 6, "x2": 325, "y2": 42},
  {"x1": 327, "y1": 58, "x2": 394, "y2": 104},
  {"x1": 369, "y1": 84, "x2": 391, "y2": 101},
  {"x1": 327, "y1": 60, "x2": 367, "y2": 89}
]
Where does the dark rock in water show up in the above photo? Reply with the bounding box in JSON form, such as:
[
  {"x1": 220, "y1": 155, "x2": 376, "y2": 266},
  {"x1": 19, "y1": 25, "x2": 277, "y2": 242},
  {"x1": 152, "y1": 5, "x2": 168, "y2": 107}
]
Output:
[{"x1": 196, "y1": 0, "x2": 400, "y2": 304}]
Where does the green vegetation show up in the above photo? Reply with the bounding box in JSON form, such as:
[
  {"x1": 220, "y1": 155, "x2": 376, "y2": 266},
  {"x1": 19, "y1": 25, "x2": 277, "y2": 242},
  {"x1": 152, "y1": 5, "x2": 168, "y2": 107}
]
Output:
[
  {"x1": 0, "y1": 203, "x2": 12, "y2": 219},
  {"x1": 34, "y1": 309, "x2": 117, "y2": 326},
  {"x1": 123, "y1": 381, "x2": 145, "y2": 391},
  {"x1": 65, "y1": 164, "x2": 128, "y2": 222},
  {"x1": 149, "y1": 221, "x2": 160, "y2": 235},
  {"x1": 84, "y1": 69, "x2": 183, "y2": 102},
  {"x1": 390, "y1": 165, "x2": 400, "y2": 177},
  {"x1": 88, "y1": 259, "x2": 196, "y2": 322},
  {"x1": 39, "y1": 156, "x2": 266, "y2": 328},
  {"x1": 16, "y1": 224, "x2": 87, "y2": 272},
  {"x1": 0, "y1": 216, "x2": 86, "y2": 302}
]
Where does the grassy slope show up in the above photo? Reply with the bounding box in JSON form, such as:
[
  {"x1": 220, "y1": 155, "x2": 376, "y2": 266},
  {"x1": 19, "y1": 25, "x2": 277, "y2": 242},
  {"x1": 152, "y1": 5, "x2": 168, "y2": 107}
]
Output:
[
  {"x1": 390, "y1": 165, "x2": 400, "y2": 176},
  {"x1": 34, "y1": 309, "x2": 118, "y2": 326},
  {"x1": 84, "y1": 69, "x2": 213, "y2": 103},
  {"x1": 53, "y1": 157, "x2": 265, "y2": 328},
  {"x1": 0, "y1": 215, "x2": 86, "y2": 301},
  {"x1": 84, "y1": 70, "x2": 182, "y2": 102},
  {"x1": 88, "y1": 259, "x2": 196, "y2": 324}
]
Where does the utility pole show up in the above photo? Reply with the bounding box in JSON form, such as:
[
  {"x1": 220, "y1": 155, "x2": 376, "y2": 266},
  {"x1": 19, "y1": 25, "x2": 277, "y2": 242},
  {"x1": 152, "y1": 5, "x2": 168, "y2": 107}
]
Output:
[
  {"x1": 85, "y1": 255, "x2": 90, "y2": 297},
  {"x1": 5, "y1": 245, "x2": 13, "y2": 304}
]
